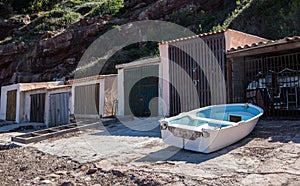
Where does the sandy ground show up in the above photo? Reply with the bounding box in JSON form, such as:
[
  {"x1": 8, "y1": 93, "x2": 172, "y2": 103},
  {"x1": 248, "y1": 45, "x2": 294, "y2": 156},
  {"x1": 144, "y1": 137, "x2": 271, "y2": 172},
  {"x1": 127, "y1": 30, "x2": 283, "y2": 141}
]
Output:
[{"x1": 0, "y1": 118, "x2": 300, "y2": 185}]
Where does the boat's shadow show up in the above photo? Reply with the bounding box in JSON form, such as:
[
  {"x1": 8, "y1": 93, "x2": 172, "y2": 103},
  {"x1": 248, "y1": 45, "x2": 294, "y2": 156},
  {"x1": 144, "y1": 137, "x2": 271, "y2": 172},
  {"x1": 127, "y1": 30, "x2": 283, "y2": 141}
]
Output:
[
  {"x1": 135, "y1": 137, "x2": 252, "y2": 164},
  {"x1": 136, "y1": 120, "x2": 300, "y2": 164}
]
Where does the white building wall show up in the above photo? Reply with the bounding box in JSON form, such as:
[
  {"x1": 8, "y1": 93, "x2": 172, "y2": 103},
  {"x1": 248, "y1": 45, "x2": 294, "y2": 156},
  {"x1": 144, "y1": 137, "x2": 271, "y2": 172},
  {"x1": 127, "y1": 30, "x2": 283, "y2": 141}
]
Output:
[
  {"x1": 99, "y1": 80, "x2": 105, "y2": 117},
  {"x1": 159, "y1": 44, "x2": 170, "y2": 116},
  {"x1": 0, "y1": 84, "x2": 19, "y2": 122},
  {"x1": 117, "y1": 69, "x2": 124, "y2": 116}
]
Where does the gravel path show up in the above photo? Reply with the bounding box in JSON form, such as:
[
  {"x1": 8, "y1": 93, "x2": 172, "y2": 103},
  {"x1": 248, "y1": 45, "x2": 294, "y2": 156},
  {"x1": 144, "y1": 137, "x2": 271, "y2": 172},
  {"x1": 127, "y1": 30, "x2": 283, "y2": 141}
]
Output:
[{"x1": 0, "y1": 119, "x2": 299, "y2": 185}]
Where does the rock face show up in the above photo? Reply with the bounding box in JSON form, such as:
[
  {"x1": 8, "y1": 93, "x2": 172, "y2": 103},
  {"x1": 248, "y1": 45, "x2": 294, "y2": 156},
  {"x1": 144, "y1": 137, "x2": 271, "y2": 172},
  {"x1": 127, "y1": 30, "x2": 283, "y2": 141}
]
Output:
[
  {"x1": 123, "y1": 0, "x2": 231, "y2": 20},
  {"x1": 136, "y1": 0, "x2": 220, "y2": 20},
  {"x1": 0, "y1": 0, "x2": 233, "y2": 86},
  {"x1": 0, "y1": 15, "x2": 111, "y2": 86}
]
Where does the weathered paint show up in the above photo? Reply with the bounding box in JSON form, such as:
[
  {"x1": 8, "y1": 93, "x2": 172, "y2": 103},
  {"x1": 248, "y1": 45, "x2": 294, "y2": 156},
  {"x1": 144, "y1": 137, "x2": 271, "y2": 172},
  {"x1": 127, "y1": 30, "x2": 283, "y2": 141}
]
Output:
[{"x1": 49, "y1": 92, "x2": 70, "y2": 127}]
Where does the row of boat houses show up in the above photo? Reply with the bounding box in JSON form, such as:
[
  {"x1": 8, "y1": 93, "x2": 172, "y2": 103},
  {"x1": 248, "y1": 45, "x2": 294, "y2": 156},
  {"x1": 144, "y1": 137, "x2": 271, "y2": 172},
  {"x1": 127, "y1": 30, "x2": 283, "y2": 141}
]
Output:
[
  {"x1": 0, "y1": 75, "x2": 117, "y2": 127},
  {"x1": 0, "y1": 29, "x2": 299, "y2": 127}
]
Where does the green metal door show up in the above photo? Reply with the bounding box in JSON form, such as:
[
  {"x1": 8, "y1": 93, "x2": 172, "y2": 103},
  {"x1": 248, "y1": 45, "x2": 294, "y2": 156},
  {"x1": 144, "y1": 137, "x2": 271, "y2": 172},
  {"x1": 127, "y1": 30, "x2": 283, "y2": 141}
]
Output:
[
  {"x1": 124, "y1": 65, "x2": 159, "y2": 116},
  {"x1": 74, "y1": 84, "x2": 100, "y2": 116}
]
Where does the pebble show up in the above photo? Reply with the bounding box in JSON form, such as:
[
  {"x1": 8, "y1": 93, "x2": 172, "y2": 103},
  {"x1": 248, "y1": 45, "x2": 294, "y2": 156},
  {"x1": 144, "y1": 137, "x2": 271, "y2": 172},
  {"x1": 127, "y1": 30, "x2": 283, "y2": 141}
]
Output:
[
  {"x1": 86, "y1": 168, "x2": 97, "y2": 175},
  {"x1": 19, "y1": 166, "x2": 27, "y2": 171},
  {"x1": 40, "y1": 179, "x2": 52, "y2": 184},
  {"x1": 48, "y1": 173, "x2": 60, "y2": 179},
  {"x1": 84, "y1": 176, "x2": 91, "y2": 181},
  {"x1": 79, "y1": 165, "x2": 88, "y2": 171},
  {"x1": 55, "y1": 170, "x2": 67, "y2": 175},
  {"x1": 60, "y1": 180, "x2": 76, "y2": 186}
]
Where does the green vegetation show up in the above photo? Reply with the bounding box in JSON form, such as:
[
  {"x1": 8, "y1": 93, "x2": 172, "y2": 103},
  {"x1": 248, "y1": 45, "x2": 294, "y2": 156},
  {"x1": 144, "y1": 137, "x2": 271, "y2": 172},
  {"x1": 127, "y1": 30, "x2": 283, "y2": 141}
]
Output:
[
  {"x1": 33, "y1": 9, "x2": 81, "y2": 33},
  {"x1": 0, "y1": 0, "x2": 62, "y2": 14},
  {"x1": 0, "y1": 0, "x2": 124, "y2": 43},
  {"x1": 87, "y1": 0, "x2": 123, "y2": 17},
  {"x1": 73, "y1": 41, "x2": 158, "y2": 77},
  {"x1": 0, "y1": 0, "x2": 299, "y2": 75},
  {"x1": 230, "y1": 0, "x2": 300, "y2": 39},
  {"x1": 211, "y1": 0, "x2": 252, "y2": 31},
  {"x1": 166, "y1": 0, "x2": 255, "y2": 34},
  {"x1": 166, "y1": 0, "x2": 299, "y2": 39}
]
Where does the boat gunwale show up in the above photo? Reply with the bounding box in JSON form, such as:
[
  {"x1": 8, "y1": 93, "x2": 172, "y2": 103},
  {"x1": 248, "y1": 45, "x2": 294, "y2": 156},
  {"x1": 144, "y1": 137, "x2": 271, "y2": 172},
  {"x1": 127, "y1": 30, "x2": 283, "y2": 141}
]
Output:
[{"x1": 161, "y1": 103, "x2": 264, "y2": 131}]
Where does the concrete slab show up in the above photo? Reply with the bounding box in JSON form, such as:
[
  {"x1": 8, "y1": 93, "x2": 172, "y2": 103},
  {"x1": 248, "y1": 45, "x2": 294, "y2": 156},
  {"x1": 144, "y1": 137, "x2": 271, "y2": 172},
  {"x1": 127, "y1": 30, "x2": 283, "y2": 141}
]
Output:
[{"x1": 28, "y1": 119, "x2": 300, "y2": 185}]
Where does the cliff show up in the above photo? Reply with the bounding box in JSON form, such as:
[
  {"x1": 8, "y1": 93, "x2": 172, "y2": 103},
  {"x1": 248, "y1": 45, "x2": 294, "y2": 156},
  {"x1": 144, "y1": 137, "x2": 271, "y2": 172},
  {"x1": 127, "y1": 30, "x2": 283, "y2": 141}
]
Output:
[{"x1": 0, "y1": 0, "x2": 299, "y2": 86}]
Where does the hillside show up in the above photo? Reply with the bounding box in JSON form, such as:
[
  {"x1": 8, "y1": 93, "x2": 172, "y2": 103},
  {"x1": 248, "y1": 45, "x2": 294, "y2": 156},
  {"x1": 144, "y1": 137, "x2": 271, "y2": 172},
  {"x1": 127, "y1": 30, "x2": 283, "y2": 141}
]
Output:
[{"x1": 0, "y1": 0, "x2": 299, "y2": 85}]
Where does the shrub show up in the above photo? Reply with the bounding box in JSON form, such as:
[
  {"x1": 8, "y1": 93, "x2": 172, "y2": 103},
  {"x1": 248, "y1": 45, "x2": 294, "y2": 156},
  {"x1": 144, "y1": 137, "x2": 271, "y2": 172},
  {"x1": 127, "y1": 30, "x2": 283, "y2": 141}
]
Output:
[
  {"x1": 33, "y1": 8, "x2": 81, "y2": 34},
  {"x1": 7, "y1": 0, "x2": 62, "y2": 14},
  {"x1": 88, "y1": 0, "x2": 123, "y2": 17},
  {"x1": 74, "y1": 2, "x2": 102, "y2": 15}
]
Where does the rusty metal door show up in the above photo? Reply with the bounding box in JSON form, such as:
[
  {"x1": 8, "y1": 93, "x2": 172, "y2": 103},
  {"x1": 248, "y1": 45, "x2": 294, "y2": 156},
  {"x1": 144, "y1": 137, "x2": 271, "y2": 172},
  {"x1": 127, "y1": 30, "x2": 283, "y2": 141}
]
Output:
[
  {"x1": 30, "y1": 93, "x2": 45, "y2": 122},
  {"x1": 49, "y1": 92, "x2": 70, "y2": 127},
  {"x1": 6, "y1": 90, "x2": 17, "y2": 121}
]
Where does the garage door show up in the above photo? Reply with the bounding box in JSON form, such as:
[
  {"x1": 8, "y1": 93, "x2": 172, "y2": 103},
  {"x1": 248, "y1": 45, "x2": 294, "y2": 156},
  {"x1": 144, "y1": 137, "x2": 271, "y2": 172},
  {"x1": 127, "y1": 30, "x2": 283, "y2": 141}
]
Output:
[
  {"x1": 124, "y1": 65, "x2": 159, "y2": 116},
  {"x1": 6, "y1": 90, "x2": 17, "y2": 121},
  {"x1": 49, "y1": 92, "x2": 70, "y2": 127},
  {"x1": 74, "y1": 84, "x2": 100, "y2": 116},
  {"x1": 30, "y1": 93, "x2": 46, "y2": 122}
]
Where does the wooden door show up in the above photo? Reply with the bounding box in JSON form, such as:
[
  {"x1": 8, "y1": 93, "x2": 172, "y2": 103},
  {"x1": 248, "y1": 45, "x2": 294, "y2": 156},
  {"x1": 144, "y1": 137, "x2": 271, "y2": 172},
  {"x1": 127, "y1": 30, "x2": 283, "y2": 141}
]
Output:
[
  {"x1": 30, "y1": 93, "x2": 45, "y2": 122},
  {"x1": 49, "y1": 92, "x2": 70, "y2": 127},
  {"x1": 6, "y1": 90, "x2": 17, "y2": 121}
]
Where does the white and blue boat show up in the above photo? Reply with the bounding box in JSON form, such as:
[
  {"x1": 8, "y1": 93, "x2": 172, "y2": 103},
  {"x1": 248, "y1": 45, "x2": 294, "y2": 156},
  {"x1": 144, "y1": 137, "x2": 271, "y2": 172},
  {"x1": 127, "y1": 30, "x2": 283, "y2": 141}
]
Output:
[{"x1": 160, "y1": 103, "x2": 264, "y2": 153}]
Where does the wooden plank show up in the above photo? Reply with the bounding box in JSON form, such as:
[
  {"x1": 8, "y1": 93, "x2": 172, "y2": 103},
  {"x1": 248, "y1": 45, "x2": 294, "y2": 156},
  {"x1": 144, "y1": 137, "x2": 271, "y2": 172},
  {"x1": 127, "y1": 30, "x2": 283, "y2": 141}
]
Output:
[{"x1": 11, "y1": 123, "x2": 78, "y2": 144}]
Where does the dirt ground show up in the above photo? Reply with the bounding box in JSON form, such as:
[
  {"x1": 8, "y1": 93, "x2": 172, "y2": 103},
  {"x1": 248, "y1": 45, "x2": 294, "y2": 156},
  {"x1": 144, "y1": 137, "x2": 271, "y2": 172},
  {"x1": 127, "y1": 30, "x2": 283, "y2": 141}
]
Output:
[{"x1": 0, "y1": 119, "x2": 299, "y2": 186}]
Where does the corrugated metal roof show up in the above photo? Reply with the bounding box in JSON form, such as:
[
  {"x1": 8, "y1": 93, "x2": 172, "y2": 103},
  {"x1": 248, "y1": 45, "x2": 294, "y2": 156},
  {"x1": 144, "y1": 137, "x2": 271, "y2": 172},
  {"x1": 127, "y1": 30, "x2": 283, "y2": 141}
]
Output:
[
  {"x1": 46, "y1": 85, "x2": 71, "y2": 91},
  {"x1": 115, "y1": 57, "x2": 160, "y2": 69},
  {"x1": 22, "y1": 85, "x2": 71, "y2": 92},
  {"x1": 159, "y1": 29, "x2": 227, "y2": 45},
  {"x1": 227, "y1": 36, "x2": 300, "y2": 53},
  {"x1": 158, "y1": 29, "x2": 267, "y2": 45},
  {"x1": 18, "y1": 82, "x2": 61, "y2": 91},
  {"x1": 67, "y1": 74, "x2": 117, "y2": 84}
]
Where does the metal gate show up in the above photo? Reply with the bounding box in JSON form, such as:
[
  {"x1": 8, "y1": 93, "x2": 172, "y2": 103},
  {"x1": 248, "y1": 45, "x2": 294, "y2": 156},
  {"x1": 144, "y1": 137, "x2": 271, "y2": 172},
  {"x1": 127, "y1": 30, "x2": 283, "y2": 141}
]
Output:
[
  {"x1": 49, "y1": 92, "x2": 70, "y2": 127},
  {"x1": 6, "y1": 90, "x2": 17, "y2": 121},
  {"x1": 168, "y1": 35, "x2": 226, "y2": 116},
  {"x1": 124, "y1": 65, "x2": 159, "y2": 116},
  {"x1": 230, "y1": 52, "x2": 300, "y2": 119},
  {"x1": 30, "y1": 93, "x2": 46, "y2": 122}
]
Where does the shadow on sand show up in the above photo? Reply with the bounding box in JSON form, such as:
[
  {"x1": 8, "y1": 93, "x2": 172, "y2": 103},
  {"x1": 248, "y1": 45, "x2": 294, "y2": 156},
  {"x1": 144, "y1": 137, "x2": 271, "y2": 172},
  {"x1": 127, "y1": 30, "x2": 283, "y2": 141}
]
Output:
[
  {"x1": 134, "y1": 119, "x2": 300, "y2": 164},
  {"x1": 135, "y1": 137, "x2": 253, "y2": 164}
]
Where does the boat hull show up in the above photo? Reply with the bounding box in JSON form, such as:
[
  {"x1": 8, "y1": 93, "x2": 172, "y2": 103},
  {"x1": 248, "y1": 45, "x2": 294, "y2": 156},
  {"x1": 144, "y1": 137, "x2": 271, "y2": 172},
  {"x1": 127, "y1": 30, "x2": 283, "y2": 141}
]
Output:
[{"x1": 160, "y1": 104, "x2": 263, "y2": 153}]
